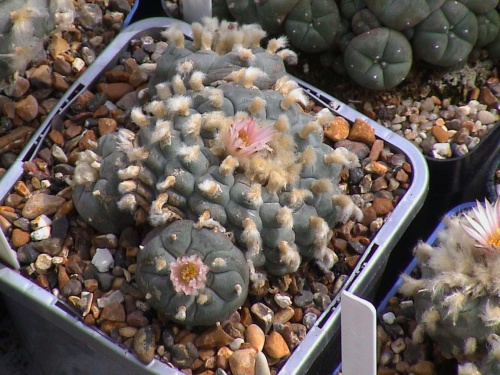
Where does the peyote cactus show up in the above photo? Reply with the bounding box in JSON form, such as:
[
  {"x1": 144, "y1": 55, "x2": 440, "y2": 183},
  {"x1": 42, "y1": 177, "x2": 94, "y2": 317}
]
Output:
[
  {"x1": 344, "y1": 27, "x2": 413, "y2": 91},
  {"x1": 227, "y1": 0, "x2": 344, "y2": 53},
  {"x1": 0, "y1": 0, "x2": 75, "y2": 80},
  {"x1": 401, "y1": 199, "x2": 500, "y2": 373},
  {"x1": 135, "y1": 220, "x2": 249, "y2": 326},
  {"x1": 412, "y1": 0, "x2": 478, "y2": 67},
  {"x1": 72, "y1": 19, "x2": 363, "y2": 325}
]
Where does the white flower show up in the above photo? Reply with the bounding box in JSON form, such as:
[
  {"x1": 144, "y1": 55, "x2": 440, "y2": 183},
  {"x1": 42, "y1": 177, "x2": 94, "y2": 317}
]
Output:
[{"x1": 461, "y1": 199, "x2": 500, "y2": 253}]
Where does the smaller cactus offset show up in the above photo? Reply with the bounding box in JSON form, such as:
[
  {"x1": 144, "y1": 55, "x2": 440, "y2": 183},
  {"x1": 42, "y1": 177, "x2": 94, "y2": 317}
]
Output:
[
  {"x1": 135, "y1": 219, "x2": 249, "y2": 326},
  {"x1": 0, "y1": 0, "x2": 75, "y2": 80},
  {"x1": 401, "y1": 199, "x2": 500, "y2": 373}
]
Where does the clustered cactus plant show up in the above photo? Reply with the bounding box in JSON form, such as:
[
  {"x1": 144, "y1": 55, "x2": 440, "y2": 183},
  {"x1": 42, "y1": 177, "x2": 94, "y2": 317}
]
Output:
[
  {"x1": 401, "y1": 199, "x2": 500, "y2": 374},
  {"x1": 0, "y1": 0, "x2": 75, "y2": 81},
  {"x1": 198, "y1": 0, "x2": 500, "y2": 90},
  {"x1": 72, "y1": 19, "x2": 363, "y2": 326}
]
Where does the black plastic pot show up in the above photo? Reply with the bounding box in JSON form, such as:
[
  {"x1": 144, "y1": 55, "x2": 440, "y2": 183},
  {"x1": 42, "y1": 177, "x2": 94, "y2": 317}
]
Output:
[
  {"x1": 425, "y1": 123, "x2": 500, "y2": 208},
  {"x1": 486, "y1": 152, "x2": 500, "y2": 203}
]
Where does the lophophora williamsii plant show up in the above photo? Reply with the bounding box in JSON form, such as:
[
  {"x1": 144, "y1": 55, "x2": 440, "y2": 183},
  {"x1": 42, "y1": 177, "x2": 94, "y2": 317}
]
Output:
[
  {"x1": 191, "y1": 0, "x2": 500, "y2": 90},
  {"x1": 71, "y1": 18, "x2": 364, "y2": 327},
  {"x1": 0, "y1": 0, "x2": 75, "y2": 81},
  {"x1": 401, "y1": 199, "x2": 500, "y2": 374}
]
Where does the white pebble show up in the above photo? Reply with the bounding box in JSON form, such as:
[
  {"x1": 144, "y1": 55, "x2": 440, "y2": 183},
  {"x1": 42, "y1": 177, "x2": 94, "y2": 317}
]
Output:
[
  {"x1": 432, "y1": 143, "x2": 452, "y2": 158},
  {"x1": 382, "y1": 312, "x2": 396, "y2": 324},
  {"x1": 274, "y1": 294, "x2": 293, "y2": 309},
  {"x1": 31, "y1": 214, "x2": 52, "y2": 230},
  {"x1": 477, "y1": 110, "x2": 497, "y2": 125},
  {"x1": 229, "y1": 337, "x2": 244, "y2": 351},
  {"x1": 255, "y1": 351, "x2": 271, "y2": 375},
  {"x1": 72, "y1": 57, "x2": 85, "y2": 72},
  {"x1": 92, "y1": 248, "x2": 114, "y2": 272},
  {"x1": 31, "y1": 226, "x2": 51, "y2": 241},
  {"x1": 97, "y1": 290, "x2": 125, "y2": 308},
  {"x1": 51, "y1": 144, "x2": 68, "y2": 163}
]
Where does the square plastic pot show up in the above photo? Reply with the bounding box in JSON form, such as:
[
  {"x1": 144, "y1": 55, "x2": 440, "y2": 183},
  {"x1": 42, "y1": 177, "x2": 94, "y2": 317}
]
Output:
[{"x1": 0, "y1": 17, "x2": 428, "y2": 375}]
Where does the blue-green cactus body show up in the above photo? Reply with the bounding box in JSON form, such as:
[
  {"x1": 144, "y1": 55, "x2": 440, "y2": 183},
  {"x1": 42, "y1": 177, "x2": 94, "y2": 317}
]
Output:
[
  {"x1": 476, "y1": 9, "x2": 500, "y2": 47},
  {"x1": 457, "y1": 0, "x2": 499, "y2": 15},
  {"x1": 351, "y1": 8, "x2": 381, "y2": 35},
  {"x1": 412, "y1": 0, "x2": 478, "y2": 67},
  {"x1": 340, "y1": 0, "x2": 366, "y2": 20},
  {"x1": 135, "y1": 220, "x2": 249, "y2": 326},
  {"x1": 284, "y1": 0, "x2": 342, "y2": 53},
  {"x1": 344, "y1": 27, "x2": 413, "y2": 90},
  {"x1": 364, "y1": 0, "x2": 444, "y2": 30}
]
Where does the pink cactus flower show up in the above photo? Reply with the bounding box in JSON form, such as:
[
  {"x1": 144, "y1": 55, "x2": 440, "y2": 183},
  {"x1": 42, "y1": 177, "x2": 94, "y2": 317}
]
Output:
[
  {"x1": 226, "y1": 118, "x2": 275, "y2": 157},
  {"x1": 461, "y1": 199, "x2": 500, "y2": 253},
  {"x1": 169, "y1": 254, "x2": 208, "y2": 295}
]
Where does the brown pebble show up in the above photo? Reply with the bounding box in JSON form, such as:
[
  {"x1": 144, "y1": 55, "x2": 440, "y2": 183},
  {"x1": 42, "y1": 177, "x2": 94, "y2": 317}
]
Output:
[
  {"x1": 133, "y1": 326, "x2": 156, "y2": 364},
  {"x1": 52, "y1": 72, "x2": 69, "y2": 91},
  {"x1": 348, "y1": 118, "x2": 375, "y2": 145},
  {"x1": 126, "y1": 309, "x2": 149, "y2": 328},
  {"x1": 195, "y1": 325, "x2": 234, "y2": 349},
  {"x1": 97, "y1": 82, "x2": 134, "y2": 102},
  {"x1": 93, "y1": 105, "x2": 111, "y2": 118},
  {"x1": 49, "y1": 129, "x2": 65, "y2": 146},
  {"x1": 35, "y1": 274, "x2": 50, "y2": 289},
  {"x1": 104, "y1": 70, "x2": 131, "y2": 83},
  {"x1": 369, "y1": 139, "x2": 384, "y2": 161},
  {"x1": 395, "y1": 169, "x2": 409, "y2": 183},
  {"x1": 291, "y1": 308, "x2": 303, "y2": 323},
  {"x1": 431, "y1": 125, "x2": 449, "y2": 143},
  {"x1": 98, "y1": 118, "x2": 118, "y2": 135},
  {"x1": 11, "y1": 228, "x2": 30, "y2": 247},
  {"x1": 346, "y1": 255, "x2": 360, "y2": 269},
  {"x1": 273, "y1": 307, "x2": 295, "y2": 324},
  {"x1": 229, "y1": 348, "x2": 257, "y2": 375},
  {"x1": 324, "y1": 116, "x2": 350, "y2": 142},
  {"x1": 57, "y1": 264, "x2": 70, "y2": 288},
  {"x1": 49, "y1": 34, "x2": 70, "y2": 59},
  {"x1": 78, "y1": 130, "x2": 97, "y2": 150},
  {"x1": 84, "y1": 279, "x2": 99, "y2": 292},
  {"x1": 100, "y1": 303, "x2": 126, "y2": 323},
  {"x1": 245, "y1": 324, "x2": 265, "y2": 352},
  {"x1": 478, "y1": 87, "x2": 498, "y2": 108},
  {"x1": 53, "y1": 56, "x2": 72, "y2": 75},
  {"x1": 22, "y1": 193, "x2": 66, "y2": 219},
  {"x1": 372, "y1": 198, "x2": 394, "y2": 216},
  {"x1": 30, "y1": 65, "x2": 53, "y2": 89},
  {"x1": 14, "y1": 95, "x2": 38, "y2": 122},
  {"x1": 264, "y1": 331, "x2": 290, "y2": 359},
  {"x1": 409, "y1": 361, "x2": 436, "y2": 375}
]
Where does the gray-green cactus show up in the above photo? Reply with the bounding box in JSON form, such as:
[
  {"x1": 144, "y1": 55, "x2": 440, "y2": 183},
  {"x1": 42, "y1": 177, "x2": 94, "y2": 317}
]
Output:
[
  {"x1": 135, "y1": 220, "x2": 249, "y2": 326},
  {"x1": 476, "y1": 9, "x2": 500, "y2": 47},
  {"x1": 72, "y1": 19, "x2": 362, "y2": 325},
  {"x1": 412, "y1": 0, "x2": 478, "y2": 67},
  {"x1": 226, "y1": 0, "x2": 343, "y2": 53},
  {"x1": 363, "y1": 0, "x2": 444, "y2": 30},
  {"x1": 344, "y1": 27, "x2": 413, "y2": 90},
  {"x1": 0, "y1": 0, "x2": 75, "y2": 80},
  {"x1": 401, "y1": 200, "x2": 500, "y2": 372}
]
